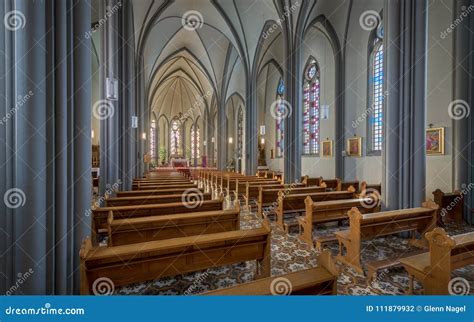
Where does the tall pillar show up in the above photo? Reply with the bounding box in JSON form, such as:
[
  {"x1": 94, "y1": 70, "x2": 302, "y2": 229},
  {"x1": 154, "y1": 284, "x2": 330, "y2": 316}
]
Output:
[
  {"x1": 0, "y1": 0, "x2": 91, "y2": 294},
  {"x1": 283, "y1": 36, "x2": 303, "y2": 183},
  {"x1": 217, "y1": 96, "x2": 227, "y2": 170},
  {"x1": 383, "y1": 0, "x2": 428, "y2": 209},
  {"x1": 245, "y1": 76, "x2": 258, "y2": 175}
]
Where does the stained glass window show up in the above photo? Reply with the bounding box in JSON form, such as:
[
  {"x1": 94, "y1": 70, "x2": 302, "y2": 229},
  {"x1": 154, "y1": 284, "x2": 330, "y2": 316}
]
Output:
[
  {"x1": 237, "y1": 108, "x2": 243, "y2": 161},
  {"x1": 275, "y1": 79, "x2": 285, "y2": 158},
  {"x1": 190, "y1": 124, "x2": 200, "y2": 161},
  {"x1": 369, "y1": 27, "x2": 384, "y2": 152},
  {"x1": 303, "y1": 61, "x2": 320, "y2": 155},
  {"x1": 170, "y1": 118, "x2": 181, "y2": 156},
  {"x1": 150, "y1": 120, "x2": 156, "y2": 162}
]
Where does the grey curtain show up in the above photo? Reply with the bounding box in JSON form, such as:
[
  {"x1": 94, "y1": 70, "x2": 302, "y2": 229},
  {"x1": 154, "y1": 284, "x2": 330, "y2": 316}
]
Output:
[
  {"x1": 0, "y1": 0, "x2": 91, "y2": 294},
  {"x1": 382, "y1": 0, "x2": 428, "y2": 210}
]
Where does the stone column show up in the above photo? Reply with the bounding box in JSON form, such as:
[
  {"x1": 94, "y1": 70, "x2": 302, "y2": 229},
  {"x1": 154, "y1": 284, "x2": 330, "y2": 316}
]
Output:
[{"x1": 383, "y1": 0, "x2": 428, "y2": 209}]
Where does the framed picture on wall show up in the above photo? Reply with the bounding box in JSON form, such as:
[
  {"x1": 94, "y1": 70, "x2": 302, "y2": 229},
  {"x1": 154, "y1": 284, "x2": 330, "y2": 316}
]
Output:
[
  {"x1": 347, "y1": 137, "x2": 362, "y2": 157},
  {"x1": 321, "y1": 140, "x2": 333, "y2": 158},
  {"x1": 426, "y1": 127, "x2": 445, "y2": 155}
]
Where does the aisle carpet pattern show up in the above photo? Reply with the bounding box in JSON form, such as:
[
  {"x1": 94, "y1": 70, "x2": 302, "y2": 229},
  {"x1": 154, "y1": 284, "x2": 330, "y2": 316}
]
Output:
[{"x1": 114, "y1": 202, "x2": 474, "y2": 295}]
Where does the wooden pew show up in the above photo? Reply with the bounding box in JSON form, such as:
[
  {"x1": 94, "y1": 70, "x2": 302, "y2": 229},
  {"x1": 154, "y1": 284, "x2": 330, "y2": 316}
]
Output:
[
  {"x1": 257, "y1": 186, "x2": 327, "y2": 218},
  {"x1": 107, "y1": 206, "x2": 241, "y2": 246},
  {"x1": 80, "y1": 219, "x2": 271, "y2": 295},
  {"x1": 433, "y1": 189, "x2": 464, "y2": 224},
  {"x1": 105, "y1": 192, "x2": 212, "y2": 207},
  {"x1": 205, "y1": 250, "x2": 339, "y2": 295},
  {"x1": 301, "y1": 175, "x2": 323, "y2": 187},
  {"x1": 360, "y1": 181, "x2": 382, "y2": 195},
  {"x1": 234, "y1": 178, "x2": 280, "y2": 200},
  {"x1": 400, "y1": 227, "x2": 474, "y2": 294},
  {"x1": 341, "y1": 181, "x2": 359, "y2": 192},
  {"x1": 116, "y1": 188, "x2": 204, "y2": 198},
  {"x1": 276, "y1": 189, "x2": 357, "y2": 230},
  {"x1": 321, "y1": 178, "x2": 341, "y2": 191},
  {"x1": 92, "y1": 199, "x2": 224, "y2": 237},
  {"x1": 244, "y1": 182, "x2": 306, "y2": 210},
  {"x1": 334, "y1": 201, "x2": 439, "y2": 274},
  {"x1": 134, "y1": 182, "x2": 197, "y2": 191},
  {"x1": 298, "y1": 196, "x2": 381, "y2": 248}
]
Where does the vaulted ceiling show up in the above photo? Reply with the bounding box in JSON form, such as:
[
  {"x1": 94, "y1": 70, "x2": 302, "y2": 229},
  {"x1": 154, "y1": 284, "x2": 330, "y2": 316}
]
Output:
[{"x1": 92, "y1": 0, "x2": 322, "y2": 121}]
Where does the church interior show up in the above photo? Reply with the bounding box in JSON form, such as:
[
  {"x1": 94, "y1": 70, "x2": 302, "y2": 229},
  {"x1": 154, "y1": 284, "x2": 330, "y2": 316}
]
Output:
[{"x1": 1, "y1": 0, "x2": 473, "y2": 296}]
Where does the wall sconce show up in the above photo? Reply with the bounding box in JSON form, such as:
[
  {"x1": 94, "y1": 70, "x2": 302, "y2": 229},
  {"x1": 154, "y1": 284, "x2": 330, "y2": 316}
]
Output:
[
  {"x1": 203, "y1": 140, "x2": 207, "y2": 146},
  {"x1": 261, "y1": 137, "x2": 265, "y2": 145},
  {"x1": 91, "y1": 130, "x2": 95, "y2": 139},
  {"x1": 142, "y1": 132, "x2": 147, "y2": 140},
  {"x1": 106, "y1": 77, "x2": 119, "y2": 101},
  {"x1": 211, "y1": 137, "x2": 215, "y2": 143},
  {"x1": 229, "y1": 137, "x2": 233, "y2": 144},
  {"x1": 321, "y1": 105, "x2": 330, "y2": 120},
  {"x1": 260, "y1": 125, "x2": 266, "y2": 135},
  {"x1": 131, "y1": 116, "x2": 138, "y2": 128}
]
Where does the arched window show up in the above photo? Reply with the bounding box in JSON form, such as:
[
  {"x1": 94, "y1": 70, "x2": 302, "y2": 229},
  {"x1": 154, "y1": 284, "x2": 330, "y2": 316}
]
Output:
[
  {"x1": 368, "y1": 23, "x2": 384, "y2": 153},
  {"x1": 303, "y1": 60, "x2": 320, "y2": 155},
  {"x1": 150, "y1": 120, "x2": 156, "y2": 162},
  {"x1": 190, "y1": 124, "x2": 200, "y2": 161},
  {"x1": 275, "y1": 79, "x2": 285, "y2": 158},
  {"x1": 170, "y1": 118, "x2": 181, "y2": 156},
  {"x1": 237, "y1": 108, "x2": 243, "y2": 160}
]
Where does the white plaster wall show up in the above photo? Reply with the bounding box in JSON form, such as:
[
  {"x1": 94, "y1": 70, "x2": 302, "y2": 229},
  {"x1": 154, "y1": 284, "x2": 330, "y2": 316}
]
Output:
[{"x1": 425, "y1": 0, "x2": 455, "y2": 199}]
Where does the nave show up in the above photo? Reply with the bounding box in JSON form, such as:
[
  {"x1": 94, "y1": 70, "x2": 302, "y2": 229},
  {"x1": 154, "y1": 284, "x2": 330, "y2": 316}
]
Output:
[{"x1": 1, "y1": 0, "x2": 473, "y2": 296}]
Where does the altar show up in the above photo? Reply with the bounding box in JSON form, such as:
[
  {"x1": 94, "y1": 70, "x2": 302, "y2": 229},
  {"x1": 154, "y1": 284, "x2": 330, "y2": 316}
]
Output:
[{"x1": 171, "y1": 158, "x2": 188, "y2": 168}]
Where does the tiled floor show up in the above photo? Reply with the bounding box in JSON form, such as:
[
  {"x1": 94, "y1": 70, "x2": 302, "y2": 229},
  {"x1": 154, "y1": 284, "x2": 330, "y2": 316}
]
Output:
[{"x1": 113, "y1": 201, "x2": 474, "y2": 295}]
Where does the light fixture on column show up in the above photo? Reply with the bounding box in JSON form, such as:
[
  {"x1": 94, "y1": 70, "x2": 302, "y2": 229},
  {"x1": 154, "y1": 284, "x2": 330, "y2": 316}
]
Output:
[
  {"x1": 91, "y1": 130, "x2": 95, "y2": 139},
  {"x1": 229, "y1": 137, "x2": 233, "y2": 144},
  {"x1": 260, "y1": 125, "x2": 266, "y2": 135},
  {"x1": 106, "y1": 77, "x2": 119, "y2": 101},
  {"x1": 203, "y1": 140, "x2": 207, "y2": 146},
  {"x1": 261, "y1": 137, "x2": 265, "y2": 145},
  {"x1": 131, "y1": 116, "x2": 138, "y2": 128},
  {"x1": 211, "y1": 137, "x2": 215, "y2": 143},
  {"x1": 321, "y1": 105, "x2": 330, "y2": 120},
  {"x1": 142, "y1": 132, "x2": 147, "y2": 140}
]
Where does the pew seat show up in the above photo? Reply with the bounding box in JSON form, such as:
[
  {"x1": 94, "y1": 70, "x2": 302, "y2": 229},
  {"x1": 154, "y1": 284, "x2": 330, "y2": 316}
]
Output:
[
  {"x1": 205, "y1": 250, "x2": 338, "y2": 295},
  {"x1": 334, "y1": 201, "x2": 439, "y2": 274},
  {"x1": 400, "y1": 228, "x2": 474, "y2": 294},
  {"x1": 107, "y1": 207, "x2": 241, "y2": 246},
  {"x1": 105, "y1": 193, "x2": 212, "y2": 207},
  {"x1": 80, "y1": 220, "x2": 271, "y2": 295}
]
